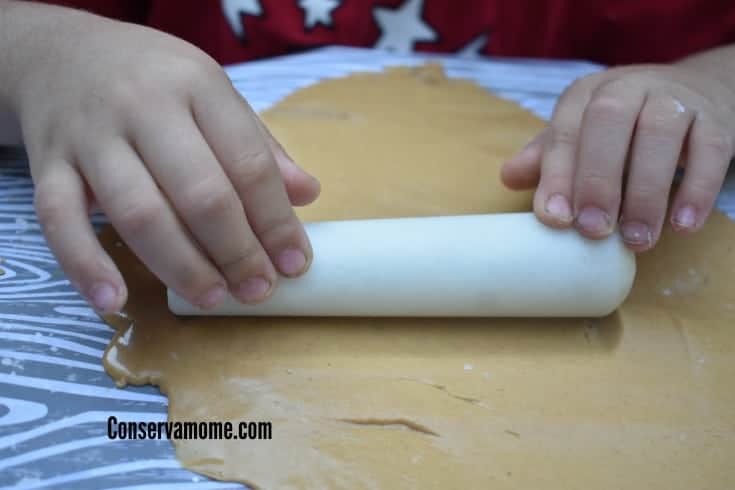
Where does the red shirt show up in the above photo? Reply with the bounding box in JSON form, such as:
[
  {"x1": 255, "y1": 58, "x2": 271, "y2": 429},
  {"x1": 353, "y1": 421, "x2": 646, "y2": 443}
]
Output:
[{"x1": 44, "y1": 0, "x2": 735, "y2": 66}]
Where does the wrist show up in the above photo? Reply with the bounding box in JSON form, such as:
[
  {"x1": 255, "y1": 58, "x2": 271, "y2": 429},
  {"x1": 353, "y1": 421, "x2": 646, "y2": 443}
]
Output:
[
  {"x1": 676, "y1": 47, "x2": 735, "y2": 102},
  {"x1": 0, "y1": 1, "x2": 15, "y2": 108},
  {"x1": 0, "y1": 1, "x2": 34, "y2": 112},
  {"x1": 0, "y1": 1, "x2": 96, "y2": 113}
]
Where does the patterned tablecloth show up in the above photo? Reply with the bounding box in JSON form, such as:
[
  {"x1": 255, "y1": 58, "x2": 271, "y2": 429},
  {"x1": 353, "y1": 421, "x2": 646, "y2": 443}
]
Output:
[{"x1": 1, "y1": 47, "x2": 734, "y2": 490}]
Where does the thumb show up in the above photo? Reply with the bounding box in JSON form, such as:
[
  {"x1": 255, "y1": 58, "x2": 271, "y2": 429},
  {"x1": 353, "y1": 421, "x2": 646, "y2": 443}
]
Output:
[
  {"x1": 273, "y1": 146, "x2": 321, "y2": 207},
  {"x1": 254, "y1": 116, "x2": 321, "y2": 207},
  {"x1": 500, "y1": 127, "x2": 549, "y2": 190}
]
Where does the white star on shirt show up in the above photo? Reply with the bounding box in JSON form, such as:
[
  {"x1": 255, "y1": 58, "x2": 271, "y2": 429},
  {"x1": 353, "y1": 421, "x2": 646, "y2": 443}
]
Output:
[
  {"x1": 373, "y1": 0, "x2": 437, "y2": 53},
  {"x1": 222, "y1": 0, "x2": 263, "y2": 40},
  {"x1": 299, "y1": 0, "x2": 341, "y2": 29},
  {"x1": 457, "y1": 33, "x2": 490, "y2": 58}
]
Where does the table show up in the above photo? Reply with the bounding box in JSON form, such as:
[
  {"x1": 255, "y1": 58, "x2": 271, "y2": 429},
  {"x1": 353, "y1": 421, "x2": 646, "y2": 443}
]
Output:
[{"x1": 1, "y1": 47, "x2": 734, "y2": 490}]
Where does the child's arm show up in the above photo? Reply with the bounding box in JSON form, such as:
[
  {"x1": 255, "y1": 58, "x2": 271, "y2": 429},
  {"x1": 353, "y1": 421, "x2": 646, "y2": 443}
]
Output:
[
  {"x1": 678, "y1": 44, "x2": 735, "y2": 94},
  {"x1": 502, "y1": 45, "x2": 735, "y2": 253},
  {"x1": 0, "y1": 1, "x2": 320, "y2": 313},
  {"x1": 0, "y1": 3, "x2": 20, "y2": 146}
]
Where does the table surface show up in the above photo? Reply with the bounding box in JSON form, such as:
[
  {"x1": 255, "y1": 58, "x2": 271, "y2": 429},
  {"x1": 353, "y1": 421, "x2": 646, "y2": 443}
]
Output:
[{"x1": 1, "y1": 46, "x2": 734, "y2": 490}]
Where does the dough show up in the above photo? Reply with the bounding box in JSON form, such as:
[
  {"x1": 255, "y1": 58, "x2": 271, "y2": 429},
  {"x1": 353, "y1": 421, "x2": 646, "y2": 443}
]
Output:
[{"x1": 101, "y1": 65, "x2": 735, "y2": 489}]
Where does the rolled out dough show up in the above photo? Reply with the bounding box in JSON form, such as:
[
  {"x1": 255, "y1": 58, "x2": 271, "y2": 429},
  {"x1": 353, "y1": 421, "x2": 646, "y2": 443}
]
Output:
[{"x1": 101, "y1": 65, "x2": 735, "y2": 489}]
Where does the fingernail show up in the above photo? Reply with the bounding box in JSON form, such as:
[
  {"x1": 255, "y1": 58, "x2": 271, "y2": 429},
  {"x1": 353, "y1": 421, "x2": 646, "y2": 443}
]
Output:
[
  {"x1": 88, "y1": 282, "x2": 119, "y2": 313},
  {"x1": 277, "y1": 248, "x2": 307, "y2": 276},
  {"x1": 544, "y1": 193, "x2": 573, "y2": 223},
  {"x1": 673, "y1": 205, "x2": 697, "y2": 229},
  {"x1": 576, "y1": 206, "x2": 612, "y2": 235},
  {"x1": 196, "y1": 285, "x2": 227, "y2": 309},
  {"x1": 621, "y1": 221, "x2": 652, "y2": 247},
  {"x1": 236, "y1": 276, "x2": 272, "y2": 303}
]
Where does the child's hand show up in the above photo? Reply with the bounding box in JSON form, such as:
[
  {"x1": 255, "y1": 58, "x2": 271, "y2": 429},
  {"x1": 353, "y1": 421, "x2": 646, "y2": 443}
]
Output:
[
  {"x1": 4, "y1": 6, "x2": 319, "y2": 312},
  {"x1": 501, "y1": 64, "x2": 735, "y2": 252}
]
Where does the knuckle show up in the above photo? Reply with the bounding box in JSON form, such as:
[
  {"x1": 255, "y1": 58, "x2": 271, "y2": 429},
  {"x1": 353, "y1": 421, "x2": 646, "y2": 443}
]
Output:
[
  {"x1": 179, "y1": 275, "x2": 218, "y2": 301},
  {"x1": 558, "y1": 72, "x2": 604, "y2": 104},
  {"x1": 64, "y1": 255, "x2": 107, "y2": 288},
  {"x1": 649, "y1": 95, "x2": 689, "y2": 119},
  {"x1": 593, "y1": 75, "x2": 639, "y2": 95},
  {"x1": 258, "y1": 214, "x2": 303, "y2": 250},
  {"x1": 624, "y1": 185, "x2": 670, "y2": 214},
  {"x1": 173, "y1": 262, "x2": 210, "y2": 290},
  {"x1": 33, "y1": 186, "x2": 64, "y2": 230},
  {"x1": 576, "y1": 172, "x2": 621, "y2": 203},
  {"x1": 636, "y1": 117, "x2": 680, "y2": 143},
  {"x1": 578, "y1": 170, "x2": 612, "y2": 188},
  {"x1": 697, "y1": 126, "x2": 733, "y2": 160},
  {"x1": 626, "y1": 181, "x2": 670, "y2": 201},
  {"x1": 540, "y1": 170, "x2": 573, "y2": 194},
  {"x1": 173, "y1": 57, "x2": 210, "y2": 84},
  {"x1": 114, "y1": 199, "x2": 163, "y2": 236},
  {"x1": 636, "y1": 98, "x2": 690, "y2": 141},
  {"x1": 230, "y1": 148, "x2": 274, "y2": 187},
  {"x1": 613, "y1": 71, "x2": 654, "y2": 89},
  {"x1": 220, "y1": 243, "x2": 266, "y2": 272},
  {"x1": 104, "y1": 79, "x2": 141, "y2": 113},
  {"x1": 683, "y1": 176, "x2": 722, "y2": 199},
  {"x1": 183, "y1": 183, "x2": 240, "y2": 220},
  {"x1": 585, "y1": 94, "x2": 635, "y2": 124},
  {"x1": 556, "y1": 83, "x2": 580, "y2": 107},
  {"x1": 549, "y1": 124, "x2": 578, "y2": 148},
  {"x1": 189, "y1": 52, "x2": 221, "y2": 75},
  {"x1": 129, "y1": 52, "x2": 222, "y2": 102},
  {"x1": 167, "y1": 54, "x2": 224, "y2": 92}
]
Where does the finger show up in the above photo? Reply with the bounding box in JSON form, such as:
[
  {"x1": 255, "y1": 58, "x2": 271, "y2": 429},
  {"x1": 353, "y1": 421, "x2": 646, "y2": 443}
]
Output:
[
  {"x1": 79, "y1": 140, "x2": 228, "y2": 309},
  {"x1": 33, "y1": 160, "x2": 127, "y2": 313},
  {"x1": 533, "y1": 76, "x2": 601, "y2": 228},
  {"x1": 131, "y1": 111, "x2": 277, "y2": 304},
  {"x1": 619, "y1": 96, "x2": 693, "y2": 252},
  {"x1": 572, "y1": 80, "x2": 646, "y2": 239},
  {"x1": 192, "y1": 80, "x2": 313, "y2": 278},
  {"x1": 253, "y1": 114, "x2": 321, "y2": 207},
  {"x1": 670, "y1": 115, "x2": 733, "y2": 232},
  {"x1": 208, "y1": 81, "x2": 320, "y2": 206},
  {"x1": 500, "y1": 128, "x2": 547, "y2": 190}
]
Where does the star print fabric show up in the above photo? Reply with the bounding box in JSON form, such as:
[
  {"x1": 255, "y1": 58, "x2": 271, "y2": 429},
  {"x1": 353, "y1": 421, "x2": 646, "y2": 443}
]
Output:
[{"x1": 39, "y1": 0, "x2": 735, "y2": 66}]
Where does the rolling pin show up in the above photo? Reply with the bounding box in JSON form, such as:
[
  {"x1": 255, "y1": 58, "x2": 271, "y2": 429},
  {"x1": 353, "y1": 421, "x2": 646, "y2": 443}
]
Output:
[{"x1": 168, "y1": 212, "x2": 636, "y2": 317}]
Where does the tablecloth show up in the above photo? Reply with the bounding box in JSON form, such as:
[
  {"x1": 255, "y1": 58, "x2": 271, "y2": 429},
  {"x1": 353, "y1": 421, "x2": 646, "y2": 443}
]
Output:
[{"x1": 1, "y1": 46, "x2": 734, "y2": 490}]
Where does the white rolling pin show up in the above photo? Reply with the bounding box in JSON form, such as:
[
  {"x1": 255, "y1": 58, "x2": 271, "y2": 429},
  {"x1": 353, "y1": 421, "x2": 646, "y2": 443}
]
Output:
[{"x1": 168, "y1": 213, "x2": 636, "y2": 317}]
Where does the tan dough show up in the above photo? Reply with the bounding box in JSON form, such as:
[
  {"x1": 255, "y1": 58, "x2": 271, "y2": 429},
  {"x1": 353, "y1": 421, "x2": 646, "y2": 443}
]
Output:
[{"x1": 101, "y1": 65, "x2": 735, "y2": 489}]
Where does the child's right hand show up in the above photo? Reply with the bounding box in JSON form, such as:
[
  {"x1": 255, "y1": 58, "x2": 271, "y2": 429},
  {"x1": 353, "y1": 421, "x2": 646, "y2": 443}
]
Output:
[{"x1": 0, "y1": 3, "x2": 320, "y2": 313}]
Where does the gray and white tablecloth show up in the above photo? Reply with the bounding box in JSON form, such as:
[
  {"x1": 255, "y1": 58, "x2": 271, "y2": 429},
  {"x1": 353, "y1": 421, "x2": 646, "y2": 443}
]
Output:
[{"x1": 1, "y1": 47, "x2": 734, "y2": 489}]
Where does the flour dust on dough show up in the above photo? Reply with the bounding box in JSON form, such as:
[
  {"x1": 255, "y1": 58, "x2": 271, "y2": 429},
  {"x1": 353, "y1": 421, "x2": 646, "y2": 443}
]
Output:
[{"x1": 101, "y1": 65, "x2": 735, "y2": 489}]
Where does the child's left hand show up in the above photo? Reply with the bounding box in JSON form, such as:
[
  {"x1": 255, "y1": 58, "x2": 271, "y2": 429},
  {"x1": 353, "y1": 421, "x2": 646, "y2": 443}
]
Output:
[{"x1": 501, "y1": 64, "x2": 735, "y2": 252}]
